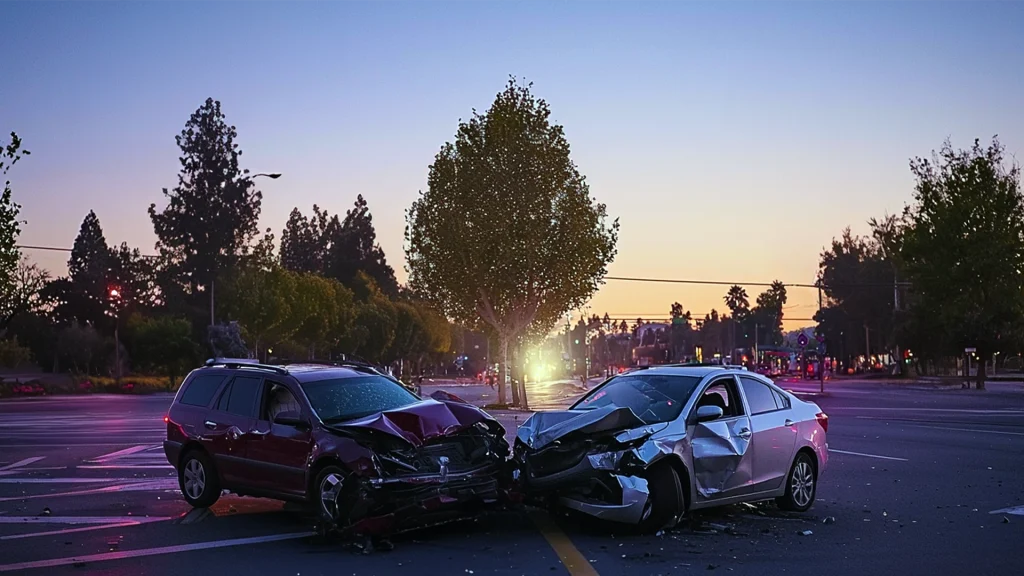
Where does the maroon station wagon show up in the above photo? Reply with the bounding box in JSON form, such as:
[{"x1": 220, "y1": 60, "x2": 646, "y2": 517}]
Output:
[{"x1": 164, "y1": 359, "x2": 511, "y2": 534}]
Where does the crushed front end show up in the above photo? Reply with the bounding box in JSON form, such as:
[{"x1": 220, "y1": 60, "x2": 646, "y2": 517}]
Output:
[
  {"x1": 511, "y1": 406, "x2": 675, "y2": 525},
  {"x1": 321, "y1": 400, "x2": 512, "y2": 536}
]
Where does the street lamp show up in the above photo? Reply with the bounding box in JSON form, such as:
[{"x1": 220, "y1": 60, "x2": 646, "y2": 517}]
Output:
[
  {"x1": 210, "y1": 171, "x2": 281, "y2": 327},
  {"x1": 109, "y1": 288, "x2": 122, "y2": 387}
]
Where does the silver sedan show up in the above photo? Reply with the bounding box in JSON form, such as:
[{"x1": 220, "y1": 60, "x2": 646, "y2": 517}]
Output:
[{"x1": 512, "y1": 365, "x2": 829, "y2": 532}]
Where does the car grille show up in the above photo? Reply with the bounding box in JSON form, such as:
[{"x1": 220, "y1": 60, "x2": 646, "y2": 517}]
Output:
[{"x1": 526, "y1": 442, "x2": 589, "y2": 476}]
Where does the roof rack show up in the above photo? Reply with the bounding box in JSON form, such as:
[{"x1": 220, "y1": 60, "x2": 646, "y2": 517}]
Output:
[{"x1": 203, "y1": 358, "x2": 289, "y2": 375}]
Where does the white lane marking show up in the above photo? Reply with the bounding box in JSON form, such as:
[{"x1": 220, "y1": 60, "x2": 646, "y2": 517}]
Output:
[
  {"x1": 0, "y1": 531, "x2": 316, "y2": 573},
  {"x1": 830, "y1": 407, "x2": 1024, "y2": 414},
  {"x1": 0, "y1": 478, "x2": 153, "y2": 484},
  {"x1": 91, "y1": 445, "x2": 155, "y2": 463},
  {"x1": 0, "y1": 515, "x2": 171, "y2": 525},
  {"x1": 0, "y1": 519, "x2": 166, "y2": 540},
  {"x1": 78, "y1": 465, "x2": 174, "y2": 470},
  {"x1": 990, "y1": 505, "x2": 1024, "y2": 516},
  {"x1": 0, "y1": 479, "x2": 176, "y2": 502},
  {"x1": 903, "y1": 424, "x2": 1024, "y2": 437},
  {"x1": 0, "y1": 467, "x2": 68, "y2": 477},
  {"x1": 0, "y1": 444, "x2": 156, "y2": 448},
  {"x1": 0, "y1": 457, "x2": 45, "y2": 471},
  {"x1": 829, "y1": 449, "x2": 908, "y2": 462}
]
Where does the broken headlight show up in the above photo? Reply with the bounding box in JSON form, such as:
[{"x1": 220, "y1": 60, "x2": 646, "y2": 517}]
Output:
[{"x1": 587, "y1": 450, "x2": 627, "y2": 471}]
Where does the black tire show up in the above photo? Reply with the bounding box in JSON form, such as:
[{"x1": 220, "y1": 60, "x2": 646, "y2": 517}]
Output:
[
  {"x1": 776, "y1": 452, "x2": 817, "y2": 512},
  {"x1": 178, "y1": 449, "x2": 220, "y2": 508},
  {"x1": 637, "y1": 463, "x2": 685, "y2": 533},
  {"x1": 312, "y1": 465, "x2": 350, "y2": 524}
]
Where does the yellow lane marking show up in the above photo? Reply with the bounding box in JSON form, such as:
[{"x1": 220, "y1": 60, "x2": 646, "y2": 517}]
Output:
[{"x1": 529, "y1": 509, "x2": 600, "y2": 576}]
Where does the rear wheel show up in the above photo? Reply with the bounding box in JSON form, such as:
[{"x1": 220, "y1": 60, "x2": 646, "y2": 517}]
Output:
[
  {"x1": 178, "y1": 450, "x2": 220, "y2": 508},
  {"x1": 637, "y1": 463, "x2": 685, "y2": 533},
  {"x1": 776, "y1": 452, "x2": 816, "y2": 512}
]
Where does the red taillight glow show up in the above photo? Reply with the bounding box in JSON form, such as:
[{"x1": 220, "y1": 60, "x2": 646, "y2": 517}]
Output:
[
  {"x1": 815, "y1": 412, "x2": 828, "y2": 433},
  {"x1": 163, "y1": 415, "x2": 169, "y2": 424}
]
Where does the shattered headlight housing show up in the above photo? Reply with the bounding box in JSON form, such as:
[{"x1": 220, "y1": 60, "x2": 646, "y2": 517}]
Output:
[{"x1": 587, "y1": 450, "x2": 627, "y2": 471}]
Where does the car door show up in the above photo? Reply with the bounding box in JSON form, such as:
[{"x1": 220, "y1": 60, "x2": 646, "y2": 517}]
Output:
[
  {"x1": 688, "y1": 375, "x2": 755, "y2": 501},
  {"x1": 738, "y1": 375, "x2": 798, "y2": 493},
  {"x1": 205, "y1": 375, "x2": 263, "y2": 487},
  {"x1": 244, "y1": 379, "x2": 314, "y2": 496}
]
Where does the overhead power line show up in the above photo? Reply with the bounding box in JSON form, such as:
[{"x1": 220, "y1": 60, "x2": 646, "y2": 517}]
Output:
[{"x1": 604, "y1": 275, "x2": 911, "y2": 289}]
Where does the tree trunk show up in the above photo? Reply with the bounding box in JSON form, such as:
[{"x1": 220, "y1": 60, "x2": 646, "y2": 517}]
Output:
[
  {"x1": 518, "y1": 341, "x2": 530, "y2": 410},
  {"x1": 509, "y1": 345, "x2": 521, "y2": 407},
  {"x1": 496, "y1": 336, "x2": 508, "y2": 405},
  {"x1": 976, "y1": 352, "x2": 987, "y2": 390}
]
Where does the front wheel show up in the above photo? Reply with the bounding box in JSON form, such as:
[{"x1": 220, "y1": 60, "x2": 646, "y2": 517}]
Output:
[
  {"x1": 178, "y1": 450, "x2": 221, "y2": 508},
  {"x1": 776, "y1": 452, "x2": 816, "y2": 512},
  {"x1": 637, "y1": 463, "x2": 685, "y2": 533},
  {"x1": 313, "y1": 465, "x2": 350, "y2": 524}
]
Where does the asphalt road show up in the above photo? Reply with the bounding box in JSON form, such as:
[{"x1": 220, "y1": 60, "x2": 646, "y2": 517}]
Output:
[{"x1": 0, "y1": 377, "x2": 1021, "y2": 575}]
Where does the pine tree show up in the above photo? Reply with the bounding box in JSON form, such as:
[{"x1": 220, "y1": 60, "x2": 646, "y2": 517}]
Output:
[
  {"x1": 148, "y1": 98, "x2": 262, "y2": 320},
  {"x1": 326, "y1": 195, "x2": 398, "y2": 295}
]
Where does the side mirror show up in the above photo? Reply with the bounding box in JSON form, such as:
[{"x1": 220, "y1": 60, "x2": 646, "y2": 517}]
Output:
[
  {"x1": 273, "y1": 411, "x2": 309, "y2": 430},
  {"x1": 696, "y1": 405, "x2": 724, "y2": 423}
]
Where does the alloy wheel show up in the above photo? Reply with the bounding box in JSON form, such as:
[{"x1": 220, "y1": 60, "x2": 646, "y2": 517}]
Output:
[
  {"x1": 790, "y1": 460, "x2": 814, "y2": 508},
  {"x1": 183, "y1": 459, "x2": 206, "y2": 500},
  {"x1": 319, "y1": 473, "x2": 344, "y2": 521}
]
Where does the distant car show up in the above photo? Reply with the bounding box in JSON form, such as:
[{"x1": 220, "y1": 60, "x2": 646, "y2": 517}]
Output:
[
  {"x1": 164, "y1": 359, "x2": 510, "y2": 535},
  {"x1": 512, "y1": 365, "x2": 828, "y2": 532}
]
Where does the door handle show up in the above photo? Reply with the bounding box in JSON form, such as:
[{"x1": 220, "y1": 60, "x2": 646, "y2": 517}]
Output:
[
  {"x1": 738, "y1": 428, "x2": 752, "y2": 439},
  {"x1": 204, "y1": 420, "x2": 218, "y2": 429},
  {"x1": 249, "y1": 429, "x2": 269, "y2": 437},
  {"x1": 785, "y1": 419, "x2": 795, "y2": 427}
]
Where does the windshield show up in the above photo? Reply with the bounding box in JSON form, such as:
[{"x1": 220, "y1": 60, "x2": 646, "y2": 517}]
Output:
[
  {"x1": 571, "y1": 374, "x2": 701, "y2": 424},
  {"x1": 302, "y1": 376, "x2": 420, "y2": 424}
]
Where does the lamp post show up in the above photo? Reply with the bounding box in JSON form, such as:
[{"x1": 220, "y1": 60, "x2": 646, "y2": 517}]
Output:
[
  {"x1": 109, "y1": 288, "x2": 122, "y2": 387},
  {"x1": 209, "y1": 172, "x2": 281, "y2": 327}
]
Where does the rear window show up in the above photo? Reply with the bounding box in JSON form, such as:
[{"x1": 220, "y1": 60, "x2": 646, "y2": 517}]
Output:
[
  {"x1": 216, "y1": 376, "x2": 263, "y2": 417},
  {"x1": 179, "y1": 375, "x2": 226, "y2": 407},
  {"x1": 302, "y1": 376, "x2": 418, "y2": 424}
]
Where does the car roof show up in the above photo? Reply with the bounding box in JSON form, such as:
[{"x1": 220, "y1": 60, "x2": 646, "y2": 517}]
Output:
[
  {"x1": 623, "y1": 365, "x2": 749, "y2": 378},
  {"x1": 198, "y1": 359, "x2": 388, "y2": 383}
]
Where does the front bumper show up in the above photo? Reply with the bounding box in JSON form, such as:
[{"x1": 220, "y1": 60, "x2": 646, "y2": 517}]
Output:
[
  {"x1": 346, "y1": 465, "x2": 507, "y2": 535},
  {"x1": 559, "y1": 474, "x2": 650, "y2": 525}
]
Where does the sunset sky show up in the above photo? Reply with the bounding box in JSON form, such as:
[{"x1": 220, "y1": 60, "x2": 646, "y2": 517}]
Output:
[{"x1": 4, "y1": 1, "x2": 1023, "y2": 329}]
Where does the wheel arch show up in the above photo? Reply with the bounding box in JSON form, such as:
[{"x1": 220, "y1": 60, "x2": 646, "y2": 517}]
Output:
[{"x1": 651, "y1": 454, "x2": 692, "y2": 512}]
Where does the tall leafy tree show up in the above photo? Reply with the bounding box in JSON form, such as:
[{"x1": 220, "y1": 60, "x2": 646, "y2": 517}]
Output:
[
  {"x1": 1, "y1": 257, "x2": 49, "y2": 331},
  {"x1": 326, "y1": 195, "x2": 398, "y2": 295},
  {"x1": 814, "y1": 226, "x2": 898, "y2": 366},
  {"x1": 149, "y1": 98, "x2": 262, "y2": 326},
  {"x1": 902, "y1": 137, "x2": 1024, "y2": 389},
  {"x1": 1, "y1": 132, "x2": 30, "y2": 312},
  {"x1": 406, "y1": 77, "x2": 619, "y2": 406}
]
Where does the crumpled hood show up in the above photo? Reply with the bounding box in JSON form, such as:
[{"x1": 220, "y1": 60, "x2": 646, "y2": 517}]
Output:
[
  {"x1": 334, "y1": 399, "x2": 499, "y2": 447},
  {"x1": 516, "y1": 405, "x2": 647, "y2": 450}
]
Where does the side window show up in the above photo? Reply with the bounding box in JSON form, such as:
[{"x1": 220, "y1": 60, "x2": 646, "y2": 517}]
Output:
[
  {"x1": 261, "y1": 381, "x2": 302, "y2": 422},
  {"x1": 179, "y1": 375, "x2": 226, "y2": 407},
  {"x1": 770, "y1": 387, "x2": 791, "y2": 410},
  {"x1": 215, "y1": 376, "x2": 263, "y2": 417},
  {"x1": 740, "y1": 377, "x2": 779, "y2": 415},
  {"x1": 697, "y1": 378, "x2": 744, "y2": 418}
]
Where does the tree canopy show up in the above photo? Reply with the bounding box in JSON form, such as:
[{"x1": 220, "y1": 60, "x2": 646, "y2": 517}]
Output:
[
  {"x1": 406, "y1": 77, "x2": 619, "y2": 406},
  {"x1": 0, "y1": 132, "x2": 30, "y2": 319},
  {"x1": 901, "y1": 137, "x2": 1024, "y2": 387}
]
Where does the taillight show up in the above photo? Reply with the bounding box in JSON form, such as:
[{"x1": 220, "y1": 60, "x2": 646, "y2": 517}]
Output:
[
  {"x1": 815, "y1": 412, "x2": 828, "y2": 433},
  {"x1": 163, "y1": 415, "x2": 169, "y2": 424}
]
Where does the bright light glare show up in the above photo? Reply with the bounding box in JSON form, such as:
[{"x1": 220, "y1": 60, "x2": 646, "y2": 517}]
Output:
[{"x1": 109, "y1": 289, "x2": 120, "y2": 297}]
